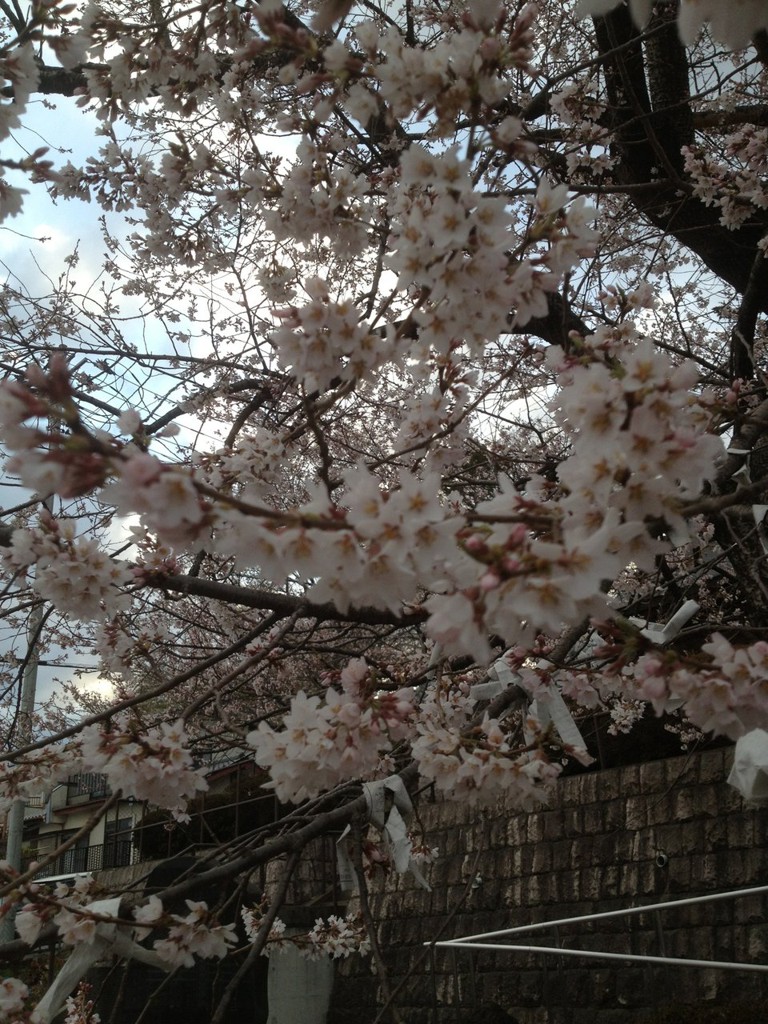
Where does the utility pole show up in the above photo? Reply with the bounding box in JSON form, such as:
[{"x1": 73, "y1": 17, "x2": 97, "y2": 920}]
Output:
[{"x1": 1, "y1": 600, "x2": 44, "y2": 943}]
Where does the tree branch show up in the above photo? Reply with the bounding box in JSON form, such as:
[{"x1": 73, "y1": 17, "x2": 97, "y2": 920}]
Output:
[{"x1": 156, "y1": 575, "x2": 427, "y2": 628}]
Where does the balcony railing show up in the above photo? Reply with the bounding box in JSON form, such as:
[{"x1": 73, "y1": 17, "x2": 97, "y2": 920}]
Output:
[
  {"x1": 33, "y1": 839, "x2": 135, "y2": 880},
  {"x1": 67, "y1": 773, "x2": 109, "y2": 799}
]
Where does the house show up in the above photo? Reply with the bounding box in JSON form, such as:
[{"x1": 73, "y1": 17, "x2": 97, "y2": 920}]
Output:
[
  {"x1": 13, "y1": 772, "x2": 142, "y2": 880},
  {"x1": 4, "y1": 756, "x2": 277, "y2": 883}
]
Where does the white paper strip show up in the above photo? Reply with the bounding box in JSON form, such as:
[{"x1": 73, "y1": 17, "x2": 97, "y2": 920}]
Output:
[
  {"x1": 728, "y1": 729, "x2": 768, "y2": 806},
  {"x1": 335, "y1": 825, "x2": 356, "y2": 892},
  {"x1": 629, "y1": 599, "x2": 699, "y2": 645},
  {"x1": 360, "y1": 777, "x2": 430, "y2": 891},
  {"x1": 32, "y1": 897, "x2": 169, "y2": 1024},
  {"x1": 469, "y1": 679, "x2": 504, "y2": 701}
]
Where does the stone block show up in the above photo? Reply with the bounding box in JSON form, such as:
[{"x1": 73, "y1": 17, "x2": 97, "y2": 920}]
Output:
[
  {"x1": 531, "y1": 843, "x2": 552, "y2": 875},
  {"x1": 582, "y1": 804, "x2": 602, "y2": 835},
  {"x1": 578, "y1": 866, "x2": 606, "y2": 902},
  {"x1": 696, "y1": 748, "x2": 726, "y2": 783},
  {"x1": 518, "y1": 844, "x2": 535, "y2": 874},
  {"x1": 542, "y1": 810, "x2": 566, "y2": 842},
  {"x1": 504, "y1": 880, "x2": 524, "y2": 908},
  {"x1": 639, "y1": 760, "x2": 665, "y2": 792},
  {"x1": 506, "y1": 816, "x2": 526, "y2": 846},
  {"x1": 665, "y1": 856, "x2": 692, "y2": 892},
  {"x1": 587, "y1": 967, "x2": 616, "y2": 1006},
  {"x1": 558, "y1": 777, "x2": 583, "y2": 808},
  {"x1": 734, "y1": 892, "x2": 768, "y2": 924},
  {"x1": 602, "y1": 799, "x2": 624, "y2": 830},
  {"x1": 526, "y1": 815, "x2": 546, "y2": 843},
  {"x1": 688, "y1": 853, "x2": 718, "y2": 889},
  {"x1": 625, "y1": 796, "x2": 647, "y2": 830},
  {"x1": 618, "y1": 862, "x2": 640, "y2": 897},
  {"x1": 615, "y1": 966, "x2": 649, "y2": 1008},
  {"x1": 562, "y1": 808, "x2": 584, "y2": 838},
  {"x1": 724, "y1": 813, "x2": 756, "y2": 849},
  {"x1": 596, "y1": 771, "x2": 621, "y2": 800},
  {"x1": 556, "y1": 871, "x2": 580, "y2": 903},
  {"x1": 669, "y1": 787, "x2": 697, "y2": 822},
  {"x1": 489, "y1": 817, "x2": 511, "y2": 849},
  {"x1": 664, "y1": 752, "x2": 697, "y2": 787},
  {"x1": 581, "y1": 772, "x2": 601, "y2": 802},
  {"x1": 746, "y1": 922, "x2": 768, "y2": 961},
  {"x1": 646, "y1": 793, "x2": 675, "y2": 826},
  {"x1": 741, "y1": 846, "x2": 768, "y2": 885}
]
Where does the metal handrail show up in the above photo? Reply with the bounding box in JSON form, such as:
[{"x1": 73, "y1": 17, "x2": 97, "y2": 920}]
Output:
[
  {"x1": 33, "y1": 839, "x2": 135, "y2": 880},
  {"x1": 430, "y1": 883, "x2": 768, "y2": 972}
]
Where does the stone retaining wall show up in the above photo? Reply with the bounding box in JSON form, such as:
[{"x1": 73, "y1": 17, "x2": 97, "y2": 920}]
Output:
[{"x1": 332, "y1": 747, "x2": 768, "y2": 1024}]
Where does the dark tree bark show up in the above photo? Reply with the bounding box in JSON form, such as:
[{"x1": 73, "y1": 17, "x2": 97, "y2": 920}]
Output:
[{"x1": 593, "y1": 8, "x2": 768, "y2": 311}]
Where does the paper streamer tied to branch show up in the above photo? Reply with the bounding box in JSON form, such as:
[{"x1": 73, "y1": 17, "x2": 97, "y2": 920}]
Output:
[
  {"x1": 337, "y1": 777, "x2": 430, "y2": 892},
  {"x1": 32, "y1": 897, "x2": 169, "y2": 1024},
  {"x1": 472, "y1": 656, "x2": 590, "y2": 755}
]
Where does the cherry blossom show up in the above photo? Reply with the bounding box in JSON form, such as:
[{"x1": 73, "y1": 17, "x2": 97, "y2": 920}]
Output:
[
  {"x1": 78, "y1": 717, "x2": 208, "y2": 815},
  {"x1": 0, "y1": 3, "x2": 768, "y2": 1015},
  {"x1": 0, "y1": 977, "x2": 28, "y2": 1018},
  {"x1": 241, "y1": 901, "x2": 371, "y2": 960},
  {"x1": 63, "y1": 984, "x2": 101, "y2": 1024},
  {"x1": 152, "y1": 900, "x2": 237, "y2": 970},
  {"x1": 247, "y1": 659, "x2": 415, "y2": 802}
]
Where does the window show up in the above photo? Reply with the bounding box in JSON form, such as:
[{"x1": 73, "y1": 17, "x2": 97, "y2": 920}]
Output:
[{"x1": 103, "y1": 817, "x2": 133, "y2": 869}]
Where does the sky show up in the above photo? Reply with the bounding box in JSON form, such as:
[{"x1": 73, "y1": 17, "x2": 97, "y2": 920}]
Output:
[
  {"x1": 1, "y1": 88, "x2": 124, "y2": 290},
  {"x1": 0, "y1": 92, "x2": 141, "y2": 710},
  {"x1": 0, "y1": 77, "x2": 294, "y2": 712}
]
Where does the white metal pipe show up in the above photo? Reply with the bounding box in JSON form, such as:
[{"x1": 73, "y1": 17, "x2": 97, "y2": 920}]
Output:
[
  {"x1": 431, "y1": 883, "x2": 768, "y2": 946},
  {"x1": 432, "y1": 941, "x2": 768, "y2": 973}
]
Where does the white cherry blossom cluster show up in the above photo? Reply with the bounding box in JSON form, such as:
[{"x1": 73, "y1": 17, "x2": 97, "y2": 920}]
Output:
[
  {"x1": 262, "y1": 140, "x2": 374, "y2": 259},
  {"x1": 214, "y1": 463, "x2": 466, "y2": 615},
  {"x1": 270, "y1": 277, "x2": 394, "y2": 392},
  {"x1": 630, "y1": 634, "x2": 768, "y2": 739},
  {"x1": 408, "y1": 678, "x2": 560, "y2": 804},
  {"x1": 549, "y1": 79, "x2": 614, "y2": 182},
  {"x1": 0, "y1": 977, "x2": 29, "y2": 1019},
  {"x1": 354, "y1": 2, "x2": 537, "y2": 133},
  {"x1": 0, "y1": 361, "x2": 112, "y2": 500},
  {"x1": 4, "y1": 518, "x2": 132, "y2": 622},
  {"x1": 0, "y1": 43, "x2": 41, "y2": 220},
  {"x1": 683, "y1": 131, "x2": 768, "y2": 232},
  {"x1": 309, "y1": 465, "x2": 468, "y2": 613},
  {"x1": 305, "y1": 914, "x2": 372, "y2": 960},
  {"x1": 78, "y1": 716, "x2": 208, "y2": 816},
  {"x1": 150, "y1": 899, "x2": 237, "y2": 970},
  {"x1": 247, "y1": 658, "x2": 415, "y2": 803},
  {"x1": 101, "y1": 451, "x2": 211, "y2": 549},
  {"x1": 92, "y1": 617, "x2": 171, "y2": 680},
  {"x1": 15, "y1": 875, "x2": 99, "y2": 949},
  {"x1": 550, "y1": 329, "x2": 723, "y2": 537},
  {"x1": 425, "y1": 329, "x2": 722, "y2": 659},
  {"x1": 413, "y1": 708, "x2": 562, "y2": 805},
  {"x1": 63, "y1": 984, "x2": 101, "y2": 1024},
  {"x1": 200, "y1": 428, "x2": 289, "y2": 503},
  {"x1": 386, "y1": 148, "x2": 597, "y2": 354},
  {"x1": 394, "y1": 379, "x2": 471, "y2": 464},
  {"x1": 241, "y1": 902, "x2": 371, "y2": 960}
]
